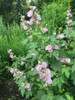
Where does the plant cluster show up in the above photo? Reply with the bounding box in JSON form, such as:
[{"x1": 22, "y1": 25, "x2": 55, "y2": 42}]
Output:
[{"x1": 7, "y1": 6, "x2": 75, "y2": 100}]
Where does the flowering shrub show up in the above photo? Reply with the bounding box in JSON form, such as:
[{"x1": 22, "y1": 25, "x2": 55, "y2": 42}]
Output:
[{"x1": 7, "y1": 6, "x2": 75, "y2": 100}]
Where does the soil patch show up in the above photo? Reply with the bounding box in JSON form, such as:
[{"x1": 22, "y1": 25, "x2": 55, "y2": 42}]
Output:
[{"x1": 0, "y1": 78, "x2": 25, "y2": 100}]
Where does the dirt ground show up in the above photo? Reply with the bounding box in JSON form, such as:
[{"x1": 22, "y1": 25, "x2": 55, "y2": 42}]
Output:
[{"x1": 0, "y1": 78, "x2": 25, "y2": 100}]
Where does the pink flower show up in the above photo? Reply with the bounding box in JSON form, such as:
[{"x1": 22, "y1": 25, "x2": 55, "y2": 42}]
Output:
[
  {"x1": 27, "y1": 87, "x2": 31, "y2": 91},
  {"x1": 38, "y1": 60, "x2": 41, "y2": 64},
  {"x1": 10, "y1": 54, "x2": 13, "y2": 59},
  {"x1": 21, "y1": 62, "x2": 24, "y2": 65},
  {"x1": 24, "y1": 25, "x2": 27, "y2": 30},
  {"x1": 34, "y1": 12, "x2": 38, "y2": 16},
  {"x1": 36, "y1": 20, "x2": 40, "y2": 24},
  {"x1": 43, "y1": 84, "x2": 47, "y2": 87},
  {"x1": 30, "y1": 6, "x2": 36, "y2": 10},
  {"x1": 53, "y1": 32, "x2": 56, "y2": 35},
  {"x1": 41, "y1": 62, "x2": 47, "y2": 68},
  {"x1": 26, "y1": 21, "x2": 33, "y2": 25},
  {"x1": 8, "y1": 49, "x2": 12, "y2": 53},
  {"x1": 26, "y1": 33, "x2": 28, "y2": 35},
  {"x1": 59, "y1": 58, "x2": 64, "y2": 62},
  {"x1": 24, "y1": 75, "x2": 26, "y2": 78},
  {"x1": 36, "y1": 65, "x2": 42, "y2": 71},
  {"x1": 10, "y1": 68, "x2": 14, "y2": 73},
  {"x1": 67, "y1": 13, "x2": 72, "y2": 17},
  {"x1": 26, "y1": 83, "x2": 30, "y2": 89},
  {"x1": 58, "y1": 34, "x2": 64, "y2": 39},
  {"x1": 55, "y1": 45, "x2": 59, "y2": 50},
  {"x1": 45, "y1": 69, "x2": 52, "y2": 84},
  {"x1": 65, "y1": 58, "x2": 71, "y2": 63},
  {"x1": 62, "y1": 43, "x2": 65, "y2": 46},
  {"x1": 20, "y1": 72, "x2": 23, "y2": 76},
  {"x1": 45, "y1": 45, "x2": 53, "y2": 53},
  {"x1": 42, "y1": 28, "x2": 48, "y2": 33},
  {"x1": 30, "y1": 17, "x2": 35, "y2": 21},
  {"x1": 20, "y1": 18, "x2": 23, "y2": 21},
  {"x1": 31, "y1": 68, "x2": 34, "y2": 71},
  {"x1": 22, "y1": 15, "x2": 25, "y2": 18},
  {"x1": 27, "y1": 10, "x2": 33, "y2": 17},
  {"x1": 28, "y1": 35, "x2": 32, "y2": 38},
  {"x1": 37, "y1": 15, "x2": 41, "y2": 20},
  {"x1": 67, "y1": 20, "x2": 72, "y2": 24},
  {"x1": 46, "y1": 79, "x2": 52, "y2": 84},
  {"x1": 67, "y1": 10, "x2": 70, "y2": 13},
  {"x1": 31, "y1": 53, "x2": 35, "y2": 56},
  {"x1": 66, "y1": 17, "x2": 69, "y2": 20},
  {"x1": 45, "y1": 45, "x2": 52, "y2": 51}
]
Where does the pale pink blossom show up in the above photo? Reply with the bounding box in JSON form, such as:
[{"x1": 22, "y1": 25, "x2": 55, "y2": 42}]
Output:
[
  {"x1": 10, "y1": 54, "x2": 13, "y2": 59},
  {"x1": 26, "y1": 83, "x2": 30, "y2": 89},
  {"x1": 41, "y1": 62, "x2": 47, "y2": 68},
  {"x1": 53, "y1": 32, "x2": 56, "y2": 35},
  {"x1": 27, "y1": 10, "x2": 33, "y2": 17},
  {"x1": 24, "y1": 25, "x2": 27, "y2": 30},
  {"x1": 26, "y1": 21, "x2": 33, "y2": 25},
  {"x1": 55, "y1": 45, "x2": 59, "y2": 50},
  {"x1": 30, "y1": 17, "x2": 35, "y2": 21},
  {"x1": 26, "y1": 33, "x2": 28, "y2": 35},
  {"x1": 27, "y1": 87, "x2": 31, "y2": 91},
  {"x1": 36, "y1": 65, "x2": 42, "y2": 71},
  {"x1": 21, "y1": 62, "x2": 24, "y2": 65},
  {"x1": 28, "y1": 35, "x2": 32, "y2": 38},
  {"x1": 10, "y1": 68, "x2": 14, "y2": 73},
  {"x1": 37, "y1": 15, "x2": 41, "y2": 20},
  {"x1": 31, "y1": 53, "x2": 35, "y2": 56},
  {"x1": 67, "y1": 20, "x2": 72, "y2": 24},
  {"x1": 20, "y1": 18, "x2": 23, "y2": 21},
  {"x1": 8, "y1": 49, "x2": 12, "y2": 53},
  {"x1": 62, "y1": 43, "x2": 65, "y2": 46},
  {"x1": 58, "y1": 34, "x2": 64, "y2": 39},
  {"x1": 65, "y1": 58, "x2": 71, "y2": 63},
  {"x1": 42, "y1": 28, "x2": 48, "y2": 33},
  {"x1": 30, "y1": 6, "x2": 36, "y2": 10},
  {"x1": 36, "y1": 20, "x2": 40, "y2": 24},
  {"x1": 31, "y1": 68, "x2": 34, "y2": 71},
  {"x1": 45, "y1": 45, "x2": 53, "y2": 53}
]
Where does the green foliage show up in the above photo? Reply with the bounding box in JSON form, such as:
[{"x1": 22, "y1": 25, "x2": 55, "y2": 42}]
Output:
[{"x1": 39, "y1": 0, "x2": 71, "y2": 34}]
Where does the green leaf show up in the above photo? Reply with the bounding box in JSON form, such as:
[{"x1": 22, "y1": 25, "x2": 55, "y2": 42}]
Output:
[
  {"x1": 71, "y1": 72, "x2": 75, "y2": 85},
  {"x1": 52, "y1": 77, "x2": 64, "y2": 90},
  {"x1": 62, "y1": 67, "x2": 70, "y2": 78},
  {"x1": 51, "y1": 60, "x2": 62, "y2": 72},
  {"x1": 39, "y1": 94, "x2": 48, "y2": 100},
  {"x1": 26, "y1": 91, "x2": 32, "y2": 99},
  {"x1": 21, "y1": 88, "x2": 25, "y2": 97},
  {"x1": 72, "y1": 64, "x2": 75, "y2": 73},
  {"x1": 54, "y1": 95, "x2": 66, "y2": 100}
]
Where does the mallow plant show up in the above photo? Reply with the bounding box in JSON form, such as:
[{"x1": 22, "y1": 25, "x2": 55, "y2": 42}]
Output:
[{"x1": 7, "y1": 6, "x2": 75, "y2": 100}]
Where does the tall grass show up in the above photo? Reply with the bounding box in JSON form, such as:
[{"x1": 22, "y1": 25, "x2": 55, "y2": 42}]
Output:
[
  {"x1": 0, "y1": 17, "x2": 28, "y2": 61},
  {"x1": 39, "y1": 0, "x2": 71, "y2": 35}
]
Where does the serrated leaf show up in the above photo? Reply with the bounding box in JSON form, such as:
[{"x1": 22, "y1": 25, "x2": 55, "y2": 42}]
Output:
[
  {"x1": 21, "y1": 88, "x2": 25, "y2": 97},
  {"x1": 51, "y1": 60, "x2": 62, "y2": 72},
  {"x1": 26, "y1": 91, "x2": 32, "y2": 99},
  {"x1": 62, "y1": 67, "x2": 70, "y2": 78},
  {"x1": 52, "y1": 77, "x2": 64, "y2": 90},
  {"x1": 54, "y1": 95, "x2": 66, "y2": 100},
  {"x1": 72, "y1": 64, "x2": 75, "y2": 73},
  {"x1": 71, "y1": 72, "x2": 75, "y2": 85}
]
